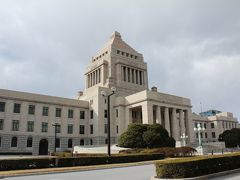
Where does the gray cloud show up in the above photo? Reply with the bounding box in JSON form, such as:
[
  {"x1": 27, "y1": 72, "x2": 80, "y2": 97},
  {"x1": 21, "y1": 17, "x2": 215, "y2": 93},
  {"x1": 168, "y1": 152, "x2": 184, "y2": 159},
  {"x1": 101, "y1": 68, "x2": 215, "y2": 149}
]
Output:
[{"x1": 0, "y1": 0, "x2": 240, "y2": 120}]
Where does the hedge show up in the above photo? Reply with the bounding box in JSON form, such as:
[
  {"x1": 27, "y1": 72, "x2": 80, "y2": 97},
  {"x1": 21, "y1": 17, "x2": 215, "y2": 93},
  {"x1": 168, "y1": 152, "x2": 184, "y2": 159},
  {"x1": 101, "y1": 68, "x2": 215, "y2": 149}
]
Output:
[
  {"x1": 56, "y1": 153, "x2": 165, "y2": 167},
  {"x1": 0, "y1": 153, "x2": 164, "y2": 171},
  {"x1": 155, "y1": 153, "x2": 240, "y2": 179},
  {"x1": 119, "y1": 147, "x2": 196, "y2": 157},
  {"x1": 0, "y1": 158, "x2": 55, "y2": 171}
]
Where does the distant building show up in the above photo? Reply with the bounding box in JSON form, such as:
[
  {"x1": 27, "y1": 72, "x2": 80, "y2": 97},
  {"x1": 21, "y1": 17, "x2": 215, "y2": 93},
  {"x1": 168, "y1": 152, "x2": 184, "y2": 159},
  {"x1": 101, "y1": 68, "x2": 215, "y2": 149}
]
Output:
[
  {"x1": 200, "y1": 110, "x2": 222, "y2": 117},
  {"x1": 192, "y1": 111, "x2": 238, "y2": 143}
]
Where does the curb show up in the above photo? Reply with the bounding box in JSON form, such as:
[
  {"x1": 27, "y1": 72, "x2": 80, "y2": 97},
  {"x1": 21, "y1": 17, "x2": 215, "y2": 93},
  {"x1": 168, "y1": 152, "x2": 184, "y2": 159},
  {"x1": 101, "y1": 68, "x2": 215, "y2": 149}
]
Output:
[
  {"x1": 151, "y1": 168, "x2": 240, "y2": 180},
  {"x1": 0, "y1": 160, "x2": 156, "y2": 178}
]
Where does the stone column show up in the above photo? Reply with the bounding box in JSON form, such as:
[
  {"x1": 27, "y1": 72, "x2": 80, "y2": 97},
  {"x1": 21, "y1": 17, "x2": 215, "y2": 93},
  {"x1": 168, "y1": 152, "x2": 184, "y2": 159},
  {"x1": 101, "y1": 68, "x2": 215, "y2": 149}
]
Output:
[
  {"x1": 124, "y1": 66, "x2": 127, "y2": 82},
  {"x1": 156, "y1": 106, "x2": 161, "y2": 124},
  {"x1": 142, "y1": 102, "x2": 153, "y2": 124},
  {"x1": 164, "y1": 107, "x2": 170, "y2": 135},
  {"x1": 98, "y1": 68, "x2": 101, "y2": 83},
  {"x1": 180, "y1": 109, "x2": 185, "y2": 136},
  {"x1": 171, "y1": 108, "x2": 179, "y2": 141},
  {"x1": 90, "y1": 73, "x2": 93, "y2": 87},
  {"x1": 101, "y1": 66, "x2": 104, "y2": 85},
  {"x1": 129, "y1": 68, "x2": 132, "y2": 83}
]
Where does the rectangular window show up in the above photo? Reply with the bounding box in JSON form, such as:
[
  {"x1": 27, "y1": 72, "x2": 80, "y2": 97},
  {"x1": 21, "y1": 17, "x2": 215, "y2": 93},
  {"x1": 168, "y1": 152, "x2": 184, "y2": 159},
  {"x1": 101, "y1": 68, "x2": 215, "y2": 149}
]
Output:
[
  {"x1": 194, "y1": 122, "x2": 197, "y2": 128},
  {"x1": 222, "y1": 121, "x2": 224, "y2": 128},
  {"x1": 205, "y1": 132, "x2": 208, "y2": 138},
  {"x1": 116, "y1": 109, "x2": 118, "y2": 118},
  {"x1": 200, "y1": 132, "x2": 203, "y2": 138},
  {"x1": 104, "y1": 124, "x2": 108, "y2": 134},
  {"x1": 0, "y1": 102, "x2": 5, "y2": 112},
  {"x1": 80, "y1": 111, "x2": 85, "y2": 119},
  {"x1": 67, "y1": 124, "x2": 73, "y2": 134},
  {"x1": 0, "y1": 119, "x2": 4, "y2": 130},
  {"x1": 211, "y1": 123, "x2": 215, "y2": 128},
  {"x1": 104, "y1": 110, "x2": 108, "y2": 118},
  {"x1": 42, "y1": 106, "x2": 49, "y2": 116},
  {"x1": 12, "y1": 120, "x2": 19, "y2": 131},
  {"x1": 41, "y1": 122, "x2": 48, "y2": 132},
  {"x1": 116, "y1": 125, "x2": 119, "y2": 134},
  {"x1": 212, "y1": 132, "x2": 216, "y2": 138},
  {"x1": 28, "y1": 105, "x2": 35, "y2": 115},
  {"x1": 56, "y1": 125, "x2": 61, "y2": 133},
  {"x1": 79, "y1": 125, "x2": 85, "y2": 134},
  {"x1": 204, "y1": 123, "x2": 207, "y2": 129},
  {"x1": 90, "y1": 110, "x2": 93, "y2": 119},
  {"x1": 68, "y1": 109, "x2": 74, "y2": 118},
  {"x1": 27, "y1": 121, "x2": 34, "y2": 132},
  {"x1": 90, "y1": 124, "x2": 94, "y2": 134},
  {"x1": 56, "y1": 108, "x2": 62, "y2": 117},
  {"x1": 13, "y1": 103, "x2": 21, "y2": 113}
]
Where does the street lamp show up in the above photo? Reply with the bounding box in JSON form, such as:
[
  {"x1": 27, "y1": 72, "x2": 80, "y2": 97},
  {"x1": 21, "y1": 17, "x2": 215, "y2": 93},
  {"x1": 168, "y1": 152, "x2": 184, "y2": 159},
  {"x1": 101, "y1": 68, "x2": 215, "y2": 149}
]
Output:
[
  {"x1": 194, "y1": 123, "x2": 205, "y2": 147},
  {"x1": 52, "y1": 123, "x2": 60, "y2": 153},
  {"x1": 101, "y1": 87, "x2": 117, "y2": 157},
  {"x1": 180, "y1": 133, "x2": 188, "y2": 147}
]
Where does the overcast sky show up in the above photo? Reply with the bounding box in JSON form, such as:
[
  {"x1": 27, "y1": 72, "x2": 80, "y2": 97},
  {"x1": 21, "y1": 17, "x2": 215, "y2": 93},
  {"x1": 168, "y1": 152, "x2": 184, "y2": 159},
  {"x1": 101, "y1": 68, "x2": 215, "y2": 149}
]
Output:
[{"x1": 0, "y1": 0, "x2": 240, "y2": 121}]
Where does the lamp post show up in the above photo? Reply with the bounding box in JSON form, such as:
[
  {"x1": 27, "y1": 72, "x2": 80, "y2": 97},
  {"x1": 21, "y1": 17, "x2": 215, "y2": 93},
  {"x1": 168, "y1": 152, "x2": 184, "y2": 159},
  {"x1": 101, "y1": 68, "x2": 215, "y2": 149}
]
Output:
[
  {"x1": 180, "y1": 133, "x2": 188, "y2": 147},
  {"x1": 101, "y1": 87, "x2": 117, "y2": 157},
  {"x1": 52, "y1": 123, "x2": 59, "y2": 153},
  {"x1": 194, "y1": 123, "x2": 205, "y2": 147}
]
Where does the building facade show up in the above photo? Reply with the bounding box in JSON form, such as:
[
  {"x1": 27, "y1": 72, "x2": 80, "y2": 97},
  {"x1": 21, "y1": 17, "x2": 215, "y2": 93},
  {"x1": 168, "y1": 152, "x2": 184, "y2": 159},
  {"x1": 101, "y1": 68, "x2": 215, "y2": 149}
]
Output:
[
  {"x1": 0, "y1": 32, "x2": 238, "y2": 155},
  {"x1": 192, "y1": 111, "x2": 239, "y2": 144}
]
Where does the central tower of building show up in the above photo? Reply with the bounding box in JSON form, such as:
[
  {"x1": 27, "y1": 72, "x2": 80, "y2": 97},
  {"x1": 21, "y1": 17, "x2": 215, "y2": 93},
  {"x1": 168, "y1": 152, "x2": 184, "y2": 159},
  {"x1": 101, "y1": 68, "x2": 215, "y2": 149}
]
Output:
[{"x1": 85, "y1": 31, "x2": 148, "y2": 96}]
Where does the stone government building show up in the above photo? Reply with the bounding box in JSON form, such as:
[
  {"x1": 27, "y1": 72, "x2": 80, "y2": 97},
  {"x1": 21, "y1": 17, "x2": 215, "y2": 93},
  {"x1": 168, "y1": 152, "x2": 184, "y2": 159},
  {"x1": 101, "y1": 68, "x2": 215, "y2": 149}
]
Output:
[{"x1": 0, "y1": 32, "x2": 238, "y2": 155}]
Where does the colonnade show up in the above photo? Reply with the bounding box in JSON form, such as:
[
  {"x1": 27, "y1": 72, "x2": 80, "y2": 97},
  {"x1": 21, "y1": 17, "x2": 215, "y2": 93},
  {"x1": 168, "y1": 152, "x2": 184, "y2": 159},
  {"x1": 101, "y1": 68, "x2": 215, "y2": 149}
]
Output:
[
  {"x1": 156, "y1": 106, "x2": 189, "y2": 141},
  {"x1": 121, "y1": 65, "x2": 145, "y2": 85},
  {"x1": 87, "y1": 67, "x2": 101, "y2": 88}
]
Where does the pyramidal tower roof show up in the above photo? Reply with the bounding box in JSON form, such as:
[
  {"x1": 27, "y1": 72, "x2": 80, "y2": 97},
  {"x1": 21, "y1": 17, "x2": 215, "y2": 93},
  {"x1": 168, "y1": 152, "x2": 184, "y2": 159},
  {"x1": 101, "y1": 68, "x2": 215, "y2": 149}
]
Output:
[{"x1": 93, "y1": 31, "x2": 141, "y2": 58}]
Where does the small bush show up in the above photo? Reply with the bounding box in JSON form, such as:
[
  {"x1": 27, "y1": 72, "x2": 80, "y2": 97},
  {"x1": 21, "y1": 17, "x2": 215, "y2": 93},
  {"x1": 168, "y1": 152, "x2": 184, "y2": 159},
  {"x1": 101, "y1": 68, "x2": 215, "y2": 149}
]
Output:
[{"x1": 155, "y1": 153, "x2": 240, "y2": 178}]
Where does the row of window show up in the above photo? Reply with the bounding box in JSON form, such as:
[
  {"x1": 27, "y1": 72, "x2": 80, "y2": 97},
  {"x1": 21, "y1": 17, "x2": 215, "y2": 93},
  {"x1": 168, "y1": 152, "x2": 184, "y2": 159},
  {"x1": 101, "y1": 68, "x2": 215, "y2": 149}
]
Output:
[
  {"x1": 194, "y1": 122, "x2": 215, "y2": 129},
  {"x1": 0, "y1": 102, "x2": 87, "y2": 119},
  {"x1": 222, "y1": 121, "x2": 238, "y2": 129},
  {"x1": 0, "y1": 136, "x2": 88, "y2": 148},
  {"x1": 92, "y1": 51, "x2": 108, "y2": 62},
  {"x1": 117, "y1": 50, "x2": 138, "y2": 59},
  {"x1": 196, "y1": 132, "x2": 216, "y2": 139},
  {"x1": 0, "y1": 119, "x2": 93, "y2": 134}
]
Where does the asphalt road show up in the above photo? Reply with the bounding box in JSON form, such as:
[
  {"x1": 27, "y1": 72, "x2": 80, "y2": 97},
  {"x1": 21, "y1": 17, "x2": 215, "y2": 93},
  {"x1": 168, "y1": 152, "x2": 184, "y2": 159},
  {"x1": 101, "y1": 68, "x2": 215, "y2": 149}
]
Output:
[
  {"x1": 4, "y1": 164, "x2": 156, "y2": 180},
  {"x1": 211, "y1": 172, "x2": 240, "y2": 180}
]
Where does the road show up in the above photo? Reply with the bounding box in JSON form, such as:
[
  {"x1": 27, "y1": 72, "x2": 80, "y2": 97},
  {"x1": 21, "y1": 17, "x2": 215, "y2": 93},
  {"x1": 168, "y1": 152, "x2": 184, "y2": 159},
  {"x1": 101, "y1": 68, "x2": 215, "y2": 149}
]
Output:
[
  {"x1": 211, "y1": 172, "x2": 240, "y2": 180},
  {"x1": 4, "y1": 164, "x2": 155, "y2": 180}
]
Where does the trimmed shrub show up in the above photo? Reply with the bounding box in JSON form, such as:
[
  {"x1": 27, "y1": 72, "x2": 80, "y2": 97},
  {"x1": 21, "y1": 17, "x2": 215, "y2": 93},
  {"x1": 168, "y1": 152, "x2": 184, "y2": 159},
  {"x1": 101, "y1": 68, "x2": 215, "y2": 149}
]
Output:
[
  {"x1": 155, "y1": 153, "x2": 240, "y2": 178},
  {"x1": 0, "y1": 158, "x2": 55, "y2": 171},
  {"x1": 56, "y1": 153, "x2": 165, "y2": 167},
  {"x1": 0, "y1": 153, "x2": 164, "y2": 171},
  {"x1": 119, "y1": 147, "x2": 196, "y2": 157},
  {"x1": 118, "y1": 124, "x2": 175, "y2": 148}
]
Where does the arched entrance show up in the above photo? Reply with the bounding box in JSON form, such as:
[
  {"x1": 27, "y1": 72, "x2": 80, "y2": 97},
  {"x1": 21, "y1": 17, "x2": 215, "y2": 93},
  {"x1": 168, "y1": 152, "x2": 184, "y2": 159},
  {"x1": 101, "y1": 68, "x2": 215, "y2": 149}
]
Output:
[{"x1": 39, "y1": 139, "x2": 48, "y2": 155}]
